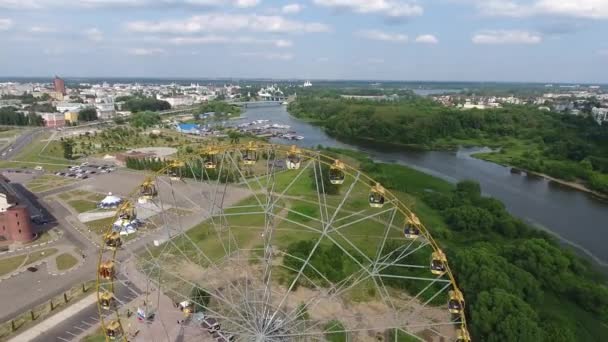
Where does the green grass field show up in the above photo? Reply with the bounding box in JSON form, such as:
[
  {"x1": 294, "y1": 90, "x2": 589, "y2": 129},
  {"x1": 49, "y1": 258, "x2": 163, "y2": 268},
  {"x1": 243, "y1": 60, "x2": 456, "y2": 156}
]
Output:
[
  {"x1": 67, "y1": 199, "x2": 99, "y2": 213},
  {"x1": 0, "y1": 254, "x2": 27, "y2": 276},
  {"x1": 24, "y1": 248, "x2": 58, "y2": 266},
  {"x1": 56, "y1": 253, "x2": 79, "y2": 270},
  {"x1": 86, "y1": 217, "x2": 115, "y2": 236}
]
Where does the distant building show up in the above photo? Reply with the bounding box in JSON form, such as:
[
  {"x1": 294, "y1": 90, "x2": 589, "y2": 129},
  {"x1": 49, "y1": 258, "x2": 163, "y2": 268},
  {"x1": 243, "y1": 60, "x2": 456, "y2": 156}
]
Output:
[
  {"x1": 56, "y1": 102, "x2": 84, "y2": 113},
  {"x1": 64, "y1": 111, "x2": 79, "y2": 124},
  {"x1": 162, "y1": 95, "x2": 194, "y2": 107},
  {"x1": 96, "y1": 103, "x2": 115, "y2": 120},
  {"x1": 54, "y1": 76, "x2": 66, "y2": 96},
  {"x1": 41, "y1": 112, "x2": 65, "y2": 128},
  {"x1": 176, "y1": 123, "x2": 200, "y2": 135},
  {"x1": 0, "y1": 189, "x2": 34, "y2": 243},
  {"x1": 303, "y1": 81, "x2": 312, "y2": 87}
]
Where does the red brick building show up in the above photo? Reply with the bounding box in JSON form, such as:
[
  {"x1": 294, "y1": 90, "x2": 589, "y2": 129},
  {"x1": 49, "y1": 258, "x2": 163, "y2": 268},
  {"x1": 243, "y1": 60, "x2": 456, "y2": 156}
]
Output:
[
  {"x1": 0, "y1": 193, "x2": 34, "y2": 243},
  {"x1": 54, "y1": 76, "x2": 66, "y2": 96}
]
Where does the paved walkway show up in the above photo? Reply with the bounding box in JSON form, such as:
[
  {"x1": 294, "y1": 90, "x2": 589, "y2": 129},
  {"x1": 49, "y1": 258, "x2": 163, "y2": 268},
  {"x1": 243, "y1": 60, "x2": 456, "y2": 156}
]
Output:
[
  {"x1": 0, "y1": 244, "x2": 84, "y2": 283},
  {"x1": 7, "y1": 293, "x2": 98, "y2": 342}
]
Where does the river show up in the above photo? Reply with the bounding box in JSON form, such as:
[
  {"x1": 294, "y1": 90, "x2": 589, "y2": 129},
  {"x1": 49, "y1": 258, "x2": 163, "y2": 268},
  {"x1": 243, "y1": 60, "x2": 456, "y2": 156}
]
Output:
[{"x1": 238, "y1": 103, "x2": 608, "y2": 267}]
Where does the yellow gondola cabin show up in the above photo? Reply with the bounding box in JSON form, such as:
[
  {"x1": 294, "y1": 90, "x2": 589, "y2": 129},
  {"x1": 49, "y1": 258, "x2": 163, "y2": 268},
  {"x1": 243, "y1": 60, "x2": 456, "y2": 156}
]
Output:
[
  {"x1": 329, "y1": 160, "x2": 345, "y2": 185},
  {"x1": 369, "y1": 183, "x2": 386, "y2": 208}
]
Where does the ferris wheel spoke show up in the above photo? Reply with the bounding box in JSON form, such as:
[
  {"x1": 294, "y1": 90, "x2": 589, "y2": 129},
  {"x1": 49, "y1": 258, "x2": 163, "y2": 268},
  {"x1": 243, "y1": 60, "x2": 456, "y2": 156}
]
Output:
[
  {"x1": 328, "y1": 206, "x2": 396, "y2": 234},
  {"x1": 259, "y1": 147, "x2": 279, "y2": 325},
  {"x1": 138, "y1": 257, "x2": 258, "y2": 334},
  {"x1": 373, "y1": 207, "x2": 399, "y2": 264},
  {"x1": 226, "y1": 151, "x2": 265, "y2": 208},
  {"x1": 200, "y1": 156, "x2": 234, "y2": 259},
  {"x1": 311, "y1": 156, "x2": 327, "y2": 226},
  {"x1": 267, "y1": 170, "x2": 361, "y2": 325},
  {"x1": 269, "y1": 159, "x2": 314, "y2": 209}
]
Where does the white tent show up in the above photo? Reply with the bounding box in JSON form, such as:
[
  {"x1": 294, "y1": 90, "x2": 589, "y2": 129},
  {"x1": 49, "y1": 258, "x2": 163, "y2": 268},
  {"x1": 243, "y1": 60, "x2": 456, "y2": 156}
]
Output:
[
  {"x1": 98, "y1": 192, "x2": 122, "y2": 208},
  {"x1": 112, "y1": 218, "x2": 138, "y2": 235}
]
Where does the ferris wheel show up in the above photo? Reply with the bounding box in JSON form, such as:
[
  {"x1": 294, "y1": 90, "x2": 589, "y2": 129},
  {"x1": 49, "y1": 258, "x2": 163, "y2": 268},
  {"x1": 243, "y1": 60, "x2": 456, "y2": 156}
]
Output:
[{"x1": 96, "y1": 143, "x2": 470, "y2": 342}]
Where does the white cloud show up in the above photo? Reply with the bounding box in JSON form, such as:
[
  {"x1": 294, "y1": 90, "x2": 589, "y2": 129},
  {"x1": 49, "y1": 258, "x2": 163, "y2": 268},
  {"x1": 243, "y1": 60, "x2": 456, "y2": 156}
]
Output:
[
  {"x1": 239, "y1": 52, "x2": 294, "y2": 60},
  {"x1": 415, "y1": 34, "x2": 438, "y2": 44},
  {"x1": 233, "y1": 0, "x2": 259, "y2": 8},
  {"x1": 0, "y1": 18, "x2": 13, "y2": 31},
  {"x1": 275, "y1": 39, "x2": 293, "y2": 47},
  {"x1": 29, "y1": 26, "x2": 57, "y2": 33},
  {"x1": 126, "y1": 13, "x2": 330, "y2": 34},
  {"x1": 128, "y1": 47, "x2": 165, "y2": 56},
  {"x1": 313, "y1": 0, "x2": 423, "y2": 19},
  {"x1": 472, "y1": 30, "x2": 542, "y2": 45},
  {"x1": 356, "y1": 29, "x2": 408, "y2": 42},
  {"x1": 282, "y1": 3, "x2": 303, "y2": 14},
  {"x1": 474, "y1": 0, "x2": 608, "y2": 20},
  {"x1": 84, "y1": 27, "x2": 103, "y2": 41},
  {"x1": 166, "y1": 35, "x2": 293, "y2": 48},
  {"x1": 0, "y1": 0, "x2": 260, "y2": 9},
  {"x1": 598, "y1": 49, "x2": 608, "y2": 56}
]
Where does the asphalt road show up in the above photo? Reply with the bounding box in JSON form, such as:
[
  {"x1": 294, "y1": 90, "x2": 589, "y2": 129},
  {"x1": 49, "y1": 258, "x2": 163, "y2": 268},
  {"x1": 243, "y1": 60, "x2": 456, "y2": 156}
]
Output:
[
  {"x1": 0, "y1": 261, "x2": 95, "y2": 324},
  {"x1": 0, "y1": 196, "x2": 96, "y2": 323},
  {"x1": 31, "y1": 275, "x2": 142, "y2": 342},
  {"x1": 0, "y1": 128, "x2": 43, "y2": 160}
]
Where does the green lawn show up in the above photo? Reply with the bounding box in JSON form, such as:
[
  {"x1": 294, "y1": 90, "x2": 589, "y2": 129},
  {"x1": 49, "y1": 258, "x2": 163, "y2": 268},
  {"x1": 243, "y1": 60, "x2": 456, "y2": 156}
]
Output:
[
  {"x1": 13, "y1": 131, "x2": 69, "y2": 164},
  {"x1": 86, "y1": 217, "x2": 116, "y2": 235},
  {"x1": 67, "y1": 199, "x2": 99, "y2": 213},
  {"x1": 56, "y1": 253, "x2": 79, "y2": 270},
  {"x1": 82, "y1": 330, "x2": 106, "y2": 342},
  {"x1": 0, "y1": 254, "x2": 26, "y2": 276},
  {"x1": 324, "y1": 320, "x2": 348, "y2": 342},
  {"x1": 24, "y1": 248, "x2": 58, "y2": 266}
]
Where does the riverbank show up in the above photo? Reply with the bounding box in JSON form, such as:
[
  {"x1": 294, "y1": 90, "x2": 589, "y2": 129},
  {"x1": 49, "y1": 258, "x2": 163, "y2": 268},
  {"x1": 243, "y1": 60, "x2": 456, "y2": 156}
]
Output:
[
  {"x1": 317, "y1": 123, "x2": 608, "y2": 199},
  {"x1": 472, "y1": 150, "x2": 608, "y2": 201},
  {"x1": 324, "y1": 147, "x2": 608, "y2": 341}
]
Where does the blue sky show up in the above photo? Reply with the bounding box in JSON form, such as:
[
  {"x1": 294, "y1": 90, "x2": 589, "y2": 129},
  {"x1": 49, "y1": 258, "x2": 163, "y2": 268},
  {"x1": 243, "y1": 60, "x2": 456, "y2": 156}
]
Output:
[{"x1": 0, "y1": 0, "x2": 607, "y2": 83}]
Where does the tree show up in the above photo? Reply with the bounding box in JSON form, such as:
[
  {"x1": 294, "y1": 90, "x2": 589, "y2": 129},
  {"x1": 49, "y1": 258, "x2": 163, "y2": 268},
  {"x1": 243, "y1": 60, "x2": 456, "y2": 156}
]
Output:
[
  {"x1": 502, "y1": 239, "x2": 571, "y2": 292},
  {"x1": 130, "y1": 111, "x2": 161, "y2": 128},
  {"x1": 61, "y1": 139, "x2": 74, "y2": 159},
  {"x1": 121, "y1": 96, "x2": 171, "y2": 112},
  {"x1": 78, "y1": 107, "x2": 98, "y2": 121},
  {"x1": 444, "y1": 205, "x2": 495, "y2": 232},
  {"x1": 471, "y1": 289, "x2": 543, "y2": 342},
  {"x1": 451, "y1": 246, "x2": 542, "y2": 305},
  {"x1": 227, "y1": 130, "x2": 242, "y2": 144},
  {"x1": 190, "y1": 286, "x2": 211, "y2": 312},
  {"x1": 455, "y1": 180, "x2": 482, "y2": 202}
]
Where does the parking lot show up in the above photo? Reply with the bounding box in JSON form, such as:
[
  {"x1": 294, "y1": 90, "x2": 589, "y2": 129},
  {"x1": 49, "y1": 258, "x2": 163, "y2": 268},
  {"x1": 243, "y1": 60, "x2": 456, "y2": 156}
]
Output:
[{"x1": 54, "y1": 163, "x2": 116, "y2": 180}]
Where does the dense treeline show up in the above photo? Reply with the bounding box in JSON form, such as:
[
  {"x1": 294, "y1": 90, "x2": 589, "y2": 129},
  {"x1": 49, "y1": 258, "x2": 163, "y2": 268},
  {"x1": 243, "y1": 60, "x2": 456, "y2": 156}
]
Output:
[
  {"x1": 322, "y1": 149, "x2": 608, "y2": 341},
  {"x1": 0, "y1": 106, "x2": 44, "y2": 126},
  {"x1": 197, "y1": 101, "x2": 241, "y2": 117},
  {"x1": 129, "y1": 111, "x2": 161, "y2": 128},
  {"x1": 118, "y1": 95, "x2": 171, "y2": 112},
  {"x1": 78, "y1": 107, "x2": 98, "y2": 121},
  {"x1": 289, "y1": 96, "x2": 608, "y2": 194},
  {"x1": 423, "y1": 180, "x2": 608, "y2": 341}
]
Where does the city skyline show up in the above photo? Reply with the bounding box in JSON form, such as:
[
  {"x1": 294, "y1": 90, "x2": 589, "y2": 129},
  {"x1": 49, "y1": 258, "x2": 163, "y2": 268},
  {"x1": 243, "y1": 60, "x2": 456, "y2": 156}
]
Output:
[{"x1": 0, "y1": 0, "x2": 607, "y2": 83}]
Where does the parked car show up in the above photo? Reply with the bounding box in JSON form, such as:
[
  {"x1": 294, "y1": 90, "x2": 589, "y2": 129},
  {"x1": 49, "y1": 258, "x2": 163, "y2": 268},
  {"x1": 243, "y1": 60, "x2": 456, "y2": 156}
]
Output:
[{"x1": 27, "y1": 267, "x2": 38, "y2": 272}]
